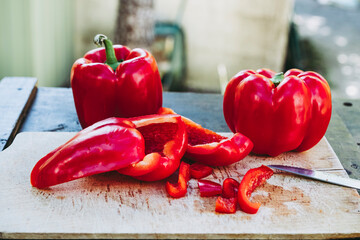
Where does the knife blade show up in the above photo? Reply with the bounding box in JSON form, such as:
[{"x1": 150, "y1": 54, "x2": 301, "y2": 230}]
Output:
[{"x1": 267, "y1": 165, "x2": 360, "y2": 190}]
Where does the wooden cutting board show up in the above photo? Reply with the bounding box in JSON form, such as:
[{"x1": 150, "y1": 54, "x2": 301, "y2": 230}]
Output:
[{"x1": 0, "y1": 132, "x2": 359, "y2": 239}]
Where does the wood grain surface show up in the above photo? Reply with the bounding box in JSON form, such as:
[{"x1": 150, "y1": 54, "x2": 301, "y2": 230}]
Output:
[
  {"x1": 0, "y1": 77, "x2": 37, "y2": 150},
  {"x1": 0, "y1": 132, "x2": 359, "y2": 239}
]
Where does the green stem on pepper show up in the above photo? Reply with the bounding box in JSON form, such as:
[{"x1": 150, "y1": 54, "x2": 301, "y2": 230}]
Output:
[
  {"x1": 93, "y1": 34, "x2": 122, "y2": 71},
  {"x1": 270, "y1": 72, "x2": 284, "y2": 87}
]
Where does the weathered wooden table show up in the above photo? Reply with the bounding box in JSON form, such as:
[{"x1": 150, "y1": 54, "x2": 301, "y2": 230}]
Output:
[{"x1": 1, "y1": 77, "x2": 360, "y2": 239}]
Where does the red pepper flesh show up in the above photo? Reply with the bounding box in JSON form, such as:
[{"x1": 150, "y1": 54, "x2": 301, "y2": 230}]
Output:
[
  {"x1": 223, "y1": 68, "x2": 332, "y2": 156},
  {"x1": 158, "y1": 107, "x2": 253, "y2": 166},
  {"x1": 238, "y1": 165, "x2": 274, "y2": 214},
  {"x1": 118, "y1": 114, "x2": 188, "y2": 181},
  {"x1": 30, "y1": 118, "x2": 145, "y2": 189},
  {"x1": 215, "y1": 197, "x2": 237, "y2": 214},
  {"x1": 71, "y1": 35, "x2": 163, "y2": 129},
  {"x1": 190, "y1": 163, "x2": 213, "y2": 179},
  {"x1": 197, "y1": 179, "x2": 222, "y2": 197}
]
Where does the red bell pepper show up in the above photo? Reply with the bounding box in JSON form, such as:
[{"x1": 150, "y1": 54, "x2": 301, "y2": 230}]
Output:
[
  {"x1": 71, "y1": 34, "x2": 163, "y2": 128},
  {"x1": 197, "y1": 179, "x2": 222, "y2": 197},
  {"x1": 166, "y1": 162, "x2": 190, "y2": 198},
  {"x1": 238, "y1": 165, "x2": 273, "y2": 214},
  {"x1": 223, "y1": 68, "x2": 332, "y2": 156},
  {"x1": 158, "y1": 107, "x2": 253, "y2": 166},
  {"x1": 189, "y1": 163, "x2": 213, "y2": 179},
  {"x1": 118, "y1": 114, "x2": 188, "y2": 181},
  {"x1": 30, "y1": 118, "x2": 145, "y2": 189}
]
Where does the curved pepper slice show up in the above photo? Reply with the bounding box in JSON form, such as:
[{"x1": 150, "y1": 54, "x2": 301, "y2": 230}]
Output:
[
  {"x1": 238, "y1": 165, "x2": 273, "y2": 214},
  {"x1": 118, "y1": 114, "x2": 188, "y2": 181},
  {"x1": 166, "y1": 162, "x2": 190, "y2": 198},
  {"x1": 158, "y1": 107, "x2": 253, "y2": 166},
  {"x1": 31, "y1": 118, "x2": 145, "y2": 189}
]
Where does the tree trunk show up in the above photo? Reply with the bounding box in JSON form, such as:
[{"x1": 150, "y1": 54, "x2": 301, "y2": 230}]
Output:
[{"x1": 114, "y1": 0, "x2": 155, "y2": 50}]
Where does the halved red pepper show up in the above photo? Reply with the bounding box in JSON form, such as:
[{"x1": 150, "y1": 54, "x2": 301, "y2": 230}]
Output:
[
  {"x1": 158, "y1": 107, "x2": 253, "y2": 166},
  {"x1": 71, "y1": 34, "x2": 163, "y2": 128},
  {"x1": 166, "y1": 162, "x2": 190, "y2": 198},
  {"x1": 118, "y1": 114, "x2": 188, "y2": 181},
  {"x1": 238, "y1": 165, "x2": 274, "y2": 214},
  {"x1": 31, "y1": 118, "x2": 145, "y2": 189}
]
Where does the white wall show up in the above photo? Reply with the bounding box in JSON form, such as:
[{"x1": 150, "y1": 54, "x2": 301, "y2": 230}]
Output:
[{"x1": 0, "y1": 0, "x2": 74, "y2": 87}]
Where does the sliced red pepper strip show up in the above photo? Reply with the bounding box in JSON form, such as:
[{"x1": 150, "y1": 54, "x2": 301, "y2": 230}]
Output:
[
  {"x1": 190, "y1": 163, "x2": 213, "y2": 179},
  {"x1": 30, "y1": 118, "x2": 145, "y2": 189},
  {"x1": 118, "y1": 114, "x2": 188, "y2": 181},
  {"x1": 238, "y1": 165, "x2": 274, "y2": 214},
  {"x1": 197, "y1": 179, "x2": 222, "y2": 197},
  {"x1": 158, "y1": 107, "x2": 253, "y2": 166},
  {"x1": 166, "y1": 174, "x2": 187, "y2": 198},
  {"x1": 166, "y1": 161, "x2": 190, "y2": 198},
  {"x1": 179, "y1": 161, "x2": 191, "y2": 182},
  {"x1": 222, "y1": 178, "x2": 240, "y2": 198},
  {"x1": 215, "y1": 197, "x2": 237, "y2": 214}
]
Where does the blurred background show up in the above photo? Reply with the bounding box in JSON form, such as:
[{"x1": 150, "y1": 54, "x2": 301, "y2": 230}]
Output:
[{"x1": 1, "y1": 0, "x2": 359, "y2": 98}]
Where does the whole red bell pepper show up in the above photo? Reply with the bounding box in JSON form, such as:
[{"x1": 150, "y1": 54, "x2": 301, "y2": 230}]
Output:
[
  {"x1": 223, "y1": 68, "x2": 332, "y2": 156},
  {"x1": 71, "y1": 34, "x2": 163, "y2": 128},
  {"x1": 30, "y1": 118, "x2": 145, "y2": 189}
]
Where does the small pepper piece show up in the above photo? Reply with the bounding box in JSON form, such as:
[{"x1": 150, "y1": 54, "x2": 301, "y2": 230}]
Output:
[
  {"x1": 222, "y1": 178, "x2": 240, "y2": 198},
  {"x1": 158, "y1": 107, "x2": 253, "y2": 166},
  {"x1": 190, "y1": 163, "x2": 213, "y2": 179},
  {"x1": 197, "y1": 179, "x2": 222, "y2": 197},
  {"x1": 238, "y1": 165, "x2": 274, "y2": 214},
  {"x1": 215, "y1": 197, "x2": 237, "y2": 214}
]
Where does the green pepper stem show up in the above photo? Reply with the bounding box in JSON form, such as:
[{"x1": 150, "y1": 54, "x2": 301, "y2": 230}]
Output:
[
  {"x1": 270, "y1": 72, "x2": 284, "y2": 87},
  {"x1": 93, "y1": 34, "x2": 120, "y2": 71}
]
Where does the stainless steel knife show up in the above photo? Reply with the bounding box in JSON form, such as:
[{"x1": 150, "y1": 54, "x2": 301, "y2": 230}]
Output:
[{"x1": 267, "y1": 165, "x2": 360, "y2": 190}]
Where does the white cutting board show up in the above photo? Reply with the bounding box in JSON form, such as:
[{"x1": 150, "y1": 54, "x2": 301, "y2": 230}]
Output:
[{"x1": 0, "y1": 132, "x2": 359, "y2": 239}]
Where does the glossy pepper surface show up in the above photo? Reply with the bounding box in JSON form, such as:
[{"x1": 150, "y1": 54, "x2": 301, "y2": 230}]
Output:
[
  {"x1": 158, "y1": 107, "x2": 253, "y2": 166},
  {"x1": 223, "y1": 68, "x2": 332, "y2": 156},
  {"x1": 30, "y1": 118, "x2": 145, "y2": 189},
  {"x1": 71, "y1": 34, "x2": 163, "y2": 128}
]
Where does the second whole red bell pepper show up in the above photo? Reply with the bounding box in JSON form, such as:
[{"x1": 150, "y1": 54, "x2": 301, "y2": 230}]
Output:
[
  {"x1": 223, "y1": 68, "x2": 332, "y2": 156},
  {"x1": 71, "y1": 34, "x2": 163, "y2": 129}
]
